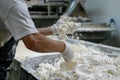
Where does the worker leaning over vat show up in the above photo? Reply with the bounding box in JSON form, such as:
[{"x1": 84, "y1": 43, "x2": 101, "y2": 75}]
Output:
[{"x1": 0, "y1": 0, "x2": 78, "y2": 80}]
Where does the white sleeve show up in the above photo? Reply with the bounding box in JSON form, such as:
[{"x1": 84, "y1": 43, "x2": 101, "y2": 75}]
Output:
[{"x1": 5, "y1": 2, "x2": 38, "y2": 40}]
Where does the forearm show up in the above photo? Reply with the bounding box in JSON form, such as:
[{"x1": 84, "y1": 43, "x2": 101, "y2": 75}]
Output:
[
  {"x1": 22, "y1": 33, "x2": 74, "y2": 61},
  {"x1": 37, "y1": 27, "x2": 53, "y2": 36},
  {"x1": 22, "y1": 33, "x2": 65, "y2": 53}
]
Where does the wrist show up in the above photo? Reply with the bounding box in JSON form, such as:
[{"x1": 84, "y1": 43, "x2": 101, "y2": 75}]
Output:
[
  {"x1": 61, "y1": 42, "x2": 66, "y2": 53},
  {"x1": 51, "y1": 24, "x2": 58, "y2": 35},
  {"x1": 61, "y1": 42, "x2": 74, "y2": 61}
]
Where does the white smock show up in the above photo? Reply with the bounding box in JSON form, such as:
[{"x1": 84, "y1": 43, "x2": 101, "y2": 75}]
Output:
[{"x1": 0, "y1": 0, "x2": 38, "y2": 47}]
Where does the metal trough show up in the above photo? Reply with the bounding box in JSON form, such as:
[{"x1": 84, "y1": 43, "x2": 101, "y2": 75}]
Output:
[{"x1": 21, "y1": 39, "x2": 120, "y2": 80}]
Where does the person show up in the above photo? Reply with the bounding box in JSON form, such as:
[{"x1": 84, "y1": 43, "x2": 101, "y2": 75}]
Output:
[{"x1": 0, "y1": 0, "x2": 74, "y2": 80}]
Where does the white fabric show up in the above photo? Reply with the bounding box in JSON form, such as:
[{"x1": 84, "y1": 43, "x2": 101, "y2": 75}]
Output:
[
  {"x1": 62, "y1": 43, "x2": 74, "y2": 61},
  {"x1": 0, "y1": 19, "x2": 12, "y2": 47},
  {"x1": 51, "y1": 24, "x2": 58, "y2": 35},
  {"x1": 0, "y1": 0, "x2": 16, "y2": 46},
  {"x1": 5, "y1": 2, "x2": 38, "y2": 40},
  {"x1": 0, "y1": 0, "x2": 25, "y2": 21},
  {"x1": 0, "y1": 0, "x2": 38, "y2": 46}
]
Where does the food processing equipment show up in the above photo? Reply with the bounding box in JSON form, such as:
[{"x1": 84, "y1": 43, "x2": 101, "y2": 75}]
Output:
[
  {"x1": 65, "y1": 0, "x2": 120, "y2": 47},
  {"x1": 7, "y1": 38, "x2": 120, "y2": 80},
  {"x1": 63, "y1": 0, "x2": 115, "y2": 43}
]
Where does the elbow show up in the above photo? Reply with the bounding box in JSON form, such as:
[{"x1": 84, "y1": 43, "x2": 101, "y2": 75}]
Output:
[
  {"x1": 22, "y1": 37, "x2": 39, "y2": 52},
  {"x1": 24, "y1": 39, "x2": 46, "y2": 53},
  {"x1": 25, "y1": 40, "x2": 41, "y2": 52},
  {"x1": 26, "y1": 44, "x2": 36, "y2": 52},
  {"x1": 22, "y1": 33, "x2": 51, "y2": 53}
]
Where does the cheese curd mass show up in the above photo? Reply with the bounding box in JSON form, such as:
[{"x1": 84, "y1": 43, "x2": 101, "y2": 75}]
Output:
[{"x1": 35, "y1": 44, "x2": 120, "y2": 80}]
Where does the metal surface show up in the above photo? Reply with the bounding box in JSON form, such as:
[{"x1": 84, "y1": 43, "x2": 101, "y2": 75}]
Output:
[
  {"x1": 76, "y1": 23, "x2": 115, "y2": 32},
  {"x1": 45, "y1": 0, "x2": 68, "y2": 3},
  {"x1": 66, "y1": 39, "x2": 120, "y2": 56},
  {"x1": 22, "y1": 54, "x2": 61, "y2": 80},
  {"x1": 28, "y1": 2, "x2": 68, "y2": 19},
  {"x1": 72, "y1": 22, "x2": 115, "y2": 42},
  {"x1": 64, "y1": 0, "x2": 79, "y2": 16},
  {"x1": 21, "y1": 39, "x2": 120, "y2": 80},
  {"x1": 64, "y1": 0, "x2": 88, "y2": 17}
]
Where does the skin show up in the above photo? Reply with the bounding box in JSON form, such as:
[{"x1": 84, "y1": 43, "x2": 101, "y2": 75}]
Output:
[
  {"x1": 37, "y1": 27, "x2": 53, "y2": 36},
  {"x1": 22, "y1": 27, "x2": 66, "y2": 53}
]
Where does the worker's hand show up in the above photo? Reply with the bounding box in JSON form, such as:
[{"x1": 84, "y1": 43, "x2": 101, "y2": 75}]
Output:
[
  {"x1": 51, "y1": 15, "x2": 71, "y2": 35},
  {"x1": 61, "y1": 43, "x2": 74, "y2": 62},
  {"x1": 51, "y1": 24, "x2": 58, "y2": 35},
  {"x1": 51, "y1": 15, "x2": 81, "y2": 39},
  {"x1": 51, "y1": 22, "x2": 81, "y2": 35}
]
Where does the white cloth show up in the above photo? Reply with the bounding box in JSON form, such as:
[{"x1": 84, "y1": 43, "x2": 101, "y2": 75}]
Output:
[
  {"x1": 0, "y1": 19, "x2": 12, "y2": 47},
  {"x1": 0, "y1": 0, "x2": 38, "y2": 47},
  {"x1": 62, "y1": 43, "x2": 74, "y2": 61}
]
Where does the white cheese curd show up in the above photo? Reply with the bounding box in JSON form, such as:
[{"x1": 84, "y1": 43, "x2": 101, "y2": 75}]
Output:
[
  {"x1": 55, "y1": 15, "x2": 82, "y2": 40},
  {"x1": 35, "y1": 44, "x2": 120, "y2": 80}
]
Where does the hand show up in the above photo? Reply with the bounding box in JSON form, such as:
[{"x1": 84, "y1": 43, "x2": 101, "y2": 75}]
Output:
[
  {"x1": 51, "y1": 22, "x2": 81, "y2": 33},
  {"x1": 51, "y1": 15, "x2": 81, "y2": 39},
  {"x1": 51, "y1": 23, "x2": 68, "y2": 39},
  {"x1": 51, "y1": 22, "x2": 81, "y2": 37},
  {"x1": 51, "y1": 24, "x2": 58, "y2": 35},
  {"x1": 61, "y1": 43, "x2": 74, "y2": 62},
  {"x1": 50, "y1": 17, "x2": 66, "y2": 35}
]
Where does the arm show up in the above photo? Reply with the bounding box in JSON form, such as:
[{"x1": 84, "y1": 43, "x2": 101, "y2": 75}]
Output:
[
  {"x1": 5, "y1": 1, "x2": 64, "y2": 53},
  {"x1": 5, "y1": 1, "x2": 74, "y2": 61},
  {"x1": 22, "y1": 32, "x2": 74, "y2": 61},
  {"x1": 37, "y1": 27, "x2": 53, "y2": 36},
  {"x1": 22, "y1": 32, "x2": 65, "y2": 53}
]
